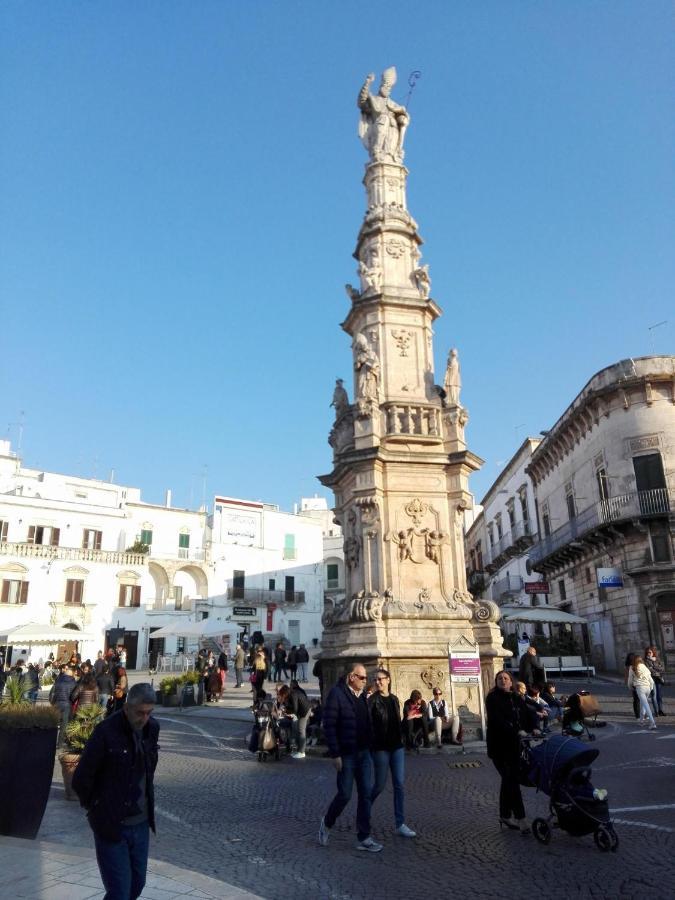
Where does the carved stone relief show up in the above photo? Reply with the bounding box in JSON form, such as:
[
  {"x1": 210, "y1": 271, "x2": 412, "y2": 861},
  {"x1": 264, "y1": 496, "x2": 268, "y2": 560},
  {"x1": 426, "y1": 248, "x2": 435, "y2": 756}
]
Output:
[{"x1": 391, "y1": 329, "x2": 412, "y2": 357}]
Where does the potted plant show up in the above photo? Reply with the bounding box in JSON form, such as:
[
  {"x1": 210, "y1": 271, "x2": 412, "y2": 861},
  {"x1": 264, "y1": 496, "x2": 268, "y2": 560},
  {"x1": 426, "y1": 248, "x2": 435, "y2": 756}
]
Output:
[
  {"x1": 59, "y1": 704, "x2": 105, "y2": 800},
  {"x1": 159, "y1": 675, "x2": 181, "y2": 706},
  {"x1": 0, "y1": 676, "x2": 61, "y2": 838}
]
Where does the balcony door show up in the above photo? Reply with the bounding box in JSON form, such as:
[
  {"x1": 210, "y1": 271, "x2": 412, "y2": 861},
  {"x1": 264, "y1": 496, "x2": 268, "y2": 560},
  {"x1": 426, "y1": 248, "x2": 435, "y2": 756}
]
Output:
[{"x1": 633, "y1": 454, "x2": 668, "y2": 514}]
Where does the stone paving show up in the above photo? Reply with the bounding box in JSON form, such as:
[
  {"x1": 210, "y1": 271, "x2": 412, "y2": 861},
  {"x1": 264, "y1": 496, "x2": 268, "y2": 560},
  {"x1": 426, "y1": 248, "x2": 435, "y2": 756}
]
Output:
[{"x1": 36, "y1": 678, "x2": 675, "y2": 900}]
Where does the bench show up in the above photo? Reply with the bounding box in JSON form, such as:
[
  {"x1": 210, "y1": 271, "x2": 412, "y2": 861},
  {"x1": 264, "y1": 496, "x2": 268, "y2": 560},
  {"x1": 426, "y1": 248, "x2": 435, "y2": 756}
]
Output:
[{"x1": 541, "y1": 655, "x2": 595, "y2": 677}]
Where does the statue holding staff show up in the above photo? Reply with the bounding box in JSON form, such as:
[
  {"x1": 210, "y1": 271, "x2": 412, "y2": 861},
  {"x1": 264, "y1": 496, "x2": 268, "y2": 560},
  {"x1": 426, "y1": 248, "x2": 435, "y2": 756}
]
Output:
[{"x1": 358, "y1": 67, "x2": 410, "y2": 164}]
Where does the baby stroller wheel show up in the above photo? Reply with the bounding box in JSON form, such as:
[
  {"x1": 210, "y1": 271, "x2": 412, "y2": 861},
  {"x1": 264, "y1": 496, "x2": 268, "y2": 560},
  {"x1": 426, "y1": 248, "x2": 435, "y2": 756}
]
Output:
[
  {"x1": 532, "y1": 818, "x2": 552, "y2": 845},
  {"x1": 594, "y1": 824, "x2": 617, "y2": 852}
]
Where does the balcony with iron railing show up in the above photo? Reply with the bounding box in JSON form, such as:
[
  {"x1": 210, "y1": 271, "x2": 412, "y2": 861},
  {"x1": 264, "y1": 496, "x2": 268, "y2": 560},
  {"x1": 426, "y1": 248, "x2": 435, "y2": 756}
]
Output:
[
  {"x1": 226, "y1": 586, "x2": 305, "y2": 606},
  {"x1": 0, "y1": 542, "x2": 147, "y2": 566},
  {"x1": 529, "y1": 487, "x2": 672, "y2": 569},
  {"x1": 492, "y1": 574, "x2": 524, "y2": 601},
  {"x1": 485, "y1": 519, "x2": 535, "y2": 571}
]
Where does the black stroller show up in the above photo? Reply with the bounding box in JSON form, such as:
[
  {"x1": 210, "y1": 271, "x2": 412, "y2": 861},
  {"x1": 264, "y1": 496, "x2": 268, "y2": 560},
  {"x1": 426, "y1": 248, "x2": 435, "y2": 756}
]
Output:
[
  {"x1": 527, "y1": 735, "x2": 618, "y2": 852},
  {"x1": 248, "y1": 700, "x2": 286, "y2": 762}
]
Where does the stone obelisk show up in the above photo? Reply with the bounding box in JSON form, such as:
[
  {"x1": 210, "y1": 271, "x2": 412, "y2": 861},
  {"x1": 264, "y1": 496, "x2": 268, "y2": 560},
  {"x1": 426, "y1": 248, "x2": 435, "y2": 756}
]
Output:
[{"x1": 318, "y1": 68, "x2": 506, "y2": 722}]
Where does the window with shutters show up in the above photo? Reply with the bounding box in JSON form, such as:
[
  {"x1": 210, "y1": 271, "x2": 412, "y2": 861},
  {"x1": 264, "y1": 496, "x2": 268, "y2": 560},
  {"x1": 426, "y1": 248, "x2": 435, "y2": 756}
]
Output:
[
  {"x1": 65, "y1": 579, "x2": 84, "y2": 605},
  {"x1": 558, "y1": 579, "x2": 567, "y2": 601},
  {"x1": 542, "y1": 503, "x2": 551, "y2": 537},
  {"x1": 495, "y1": 515, "x2": 503, "y2": 540},
  {"x1": 140, "y1": 529, "x2": 153, "y2": 546},
  {"x1": 285, "y1": 575, "x2": 295, "y2": 598},
  {"x1": 232, "y1": 570, "x2": 245, "y2": 600},
  {"x1": 0, "y1": 520, "x2": 7, "y2": 542},
  {"x1": 27, "y1": 525, "x2": 60, "y2": 546},
  {"x1": 283, "y1": 534, "x2": 296, "y2": 560},
  {"x1": 118, "y1": 584, "x2": 141, "y2": 607},
  {"x1": 565, "y1": 483, "x2": 576, "y2": 521},
  {"x1": 178, "y1": 531, "x2": 190, "y2": 559},
  {"x1": 1, "y1": 580, "x2": 28, "y2": 604},
  {"x1": 326, "y1": 563, "x2": 339, "y2": 589},
  {"x1": 82, "y1": 529, "x2": 102, "y2": 550}
]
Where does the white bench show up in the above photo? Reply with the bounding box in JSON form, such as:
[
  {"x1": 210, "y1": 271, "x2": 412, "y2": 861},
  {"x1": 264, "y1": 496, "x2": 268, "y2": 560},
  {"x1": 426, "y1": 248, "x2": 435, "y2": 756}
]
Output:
[{"x1": 541, "y1": 655, "x2": 595, "y2": 677}]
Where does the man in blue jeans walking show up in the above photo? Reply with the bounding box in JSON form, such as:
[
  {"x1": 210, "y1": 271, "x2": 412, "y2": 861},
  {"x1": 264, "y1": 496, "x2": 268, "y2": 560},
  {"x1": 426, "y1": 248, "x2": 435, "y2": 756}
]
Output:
[
  {"x1": 73, "y1": 683, "x2": 160, "y2": 899},
  {"x1": 319, "y1": 662, "x2": 381, "y2": 852}
]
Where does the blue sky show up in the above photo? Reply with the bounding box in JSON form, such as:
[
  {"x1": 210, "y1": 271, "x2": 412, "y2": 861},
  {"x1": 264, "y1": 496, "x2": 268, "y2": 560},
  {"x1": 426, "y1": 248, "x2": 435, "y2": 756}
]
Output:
[{"x1": 1, "y1": 1, "x2": 673, "y2": 511}]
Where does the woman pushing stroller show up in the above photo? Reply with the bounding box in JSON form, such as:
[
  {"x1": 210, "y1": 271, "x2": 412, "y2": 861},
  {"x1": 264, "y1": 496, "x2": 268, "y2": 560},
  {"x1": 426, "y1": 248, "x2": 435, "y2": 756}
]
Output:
[{"x1": 486, "y1": 671, "x2": 539, "y2": 834}]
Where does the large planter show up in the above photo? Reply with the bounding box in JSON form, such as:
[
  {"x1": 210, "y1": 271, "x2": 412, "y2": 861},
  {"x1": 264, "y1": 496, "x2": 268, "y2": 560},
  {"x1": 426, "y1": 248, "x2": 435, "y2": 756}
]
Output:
[
  {"x1": 163, "y1": 693, "x2": 181, "y2": 707},
  {"x1": 59, "y1": 751, "x2": 81, "y2": 801},
  {"x1": 0, "y1": 725, "x2": 58, "y2": 838}
]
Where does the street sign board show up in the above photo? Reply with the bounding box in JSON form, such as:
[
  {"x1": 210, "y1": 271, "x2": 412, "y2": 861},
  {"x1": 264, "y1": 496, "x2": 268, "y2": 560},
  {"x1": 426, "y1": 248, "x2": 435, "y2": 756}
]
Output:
[
  {"x1": 232, "y1": 606, "x2": 256, "y2": 617},
  {"x1": 596, "y1": 567, "x2": 623, "y2": 589},
  {"x1": 525, "y1": 581, "x2": 549, "y2": 594}
]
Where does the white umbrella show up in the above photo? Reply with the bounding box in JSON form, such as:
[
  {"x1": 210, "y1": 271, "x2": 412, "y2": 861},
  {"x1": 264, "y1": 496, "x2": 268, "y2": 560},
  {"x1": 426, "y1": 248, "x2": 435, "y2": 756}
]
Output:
[
  {"x1": 149, "y1": 618, "x2": 239, "y2": 639},
  {"x1": 0, "y1": 622, "x2": 93, "y2": 643},
  {"x1": 499, "y1": 606, "x2": 588, "y2": 625}
]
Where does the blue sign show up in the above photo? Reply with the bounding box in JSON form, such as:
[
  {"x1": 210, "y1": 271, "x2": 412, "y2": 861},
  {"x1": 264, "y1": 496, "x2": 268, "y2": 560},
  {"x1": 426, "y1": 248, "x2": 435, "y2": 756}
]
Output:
[{"x1": 597, "y1": 567, "x2": 623, "y2": 588}]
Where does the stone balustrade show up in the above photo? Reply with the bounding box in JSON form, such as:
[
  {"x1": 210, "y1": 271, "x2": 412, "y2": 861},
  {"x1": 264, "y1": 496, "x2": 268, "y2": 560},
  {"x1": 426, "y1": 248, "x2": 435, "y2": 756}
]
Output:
[
  {"x1": 0, "y1": 542, "x2": 147, "y2": 566},
  {"x1": 382, "y1": 402, "x2": 441, "y2": 439}
]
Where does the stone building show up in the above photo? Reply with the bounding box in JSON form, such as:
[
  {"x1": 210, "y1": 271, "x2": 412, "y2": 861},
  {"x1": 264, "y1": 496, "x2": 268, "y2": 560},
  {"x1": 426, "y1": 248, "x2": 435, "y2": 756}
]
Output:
[
  {"x1": 526, "y1": 356, "x2": 675, "y2": 673},
  {"x1": 0, "y1": 440, "x2": 324, "y2": 667}
]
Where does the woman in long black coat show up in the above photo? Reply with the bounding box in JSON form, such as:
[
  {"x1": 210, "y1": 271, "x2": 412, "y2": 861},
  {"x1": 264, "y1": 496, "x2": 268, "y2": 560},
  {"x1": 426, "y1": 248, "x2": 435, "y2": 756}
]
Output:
[{"x1": 485, "y1": 670, "x2": 537, "y2": 834}]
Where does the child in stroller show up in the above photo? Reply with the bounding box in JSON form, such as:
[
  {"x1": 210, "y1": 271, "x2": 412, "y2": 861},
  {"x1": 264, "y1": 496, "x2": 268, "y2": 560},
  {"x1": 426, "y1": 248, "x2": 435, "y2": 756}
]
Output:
[
  {"x1": 526, "y1": 734, "x2": 618, "y2": 851},
  {"x1": 562, "y1": 690, "x2": 602, "y2": 741}
]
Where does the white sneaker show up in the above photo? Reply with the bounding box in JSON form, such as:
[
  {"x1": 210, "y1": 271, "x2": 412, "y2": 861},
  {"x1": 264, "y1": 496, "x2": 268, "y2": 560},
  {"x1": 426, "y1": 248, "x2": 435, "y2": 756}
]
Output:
[
  {"x1": 356, "y1": 836, "x2": 383, "y2": 852},
  {"x1": 318, "y1": 816, "x2": 330, "y2": 846},
  {"x1": 649, "y1": 724, "x2": 658, "y2": 730},
  {"x1": 291, "y1": 751, "x2": 306, "y2": 759},
  {"x1": 396, "y1": 824, "x2": 416, "y2": 838}
]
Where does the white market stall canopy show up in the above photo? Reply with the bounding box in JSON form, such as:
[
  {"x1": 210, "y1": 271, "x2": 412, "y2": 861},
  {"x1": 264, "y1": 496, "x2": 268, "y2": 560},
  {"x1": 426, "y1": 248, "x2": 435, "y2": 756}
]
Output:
[
  {"x1": 149, "y1": 618, "x2": 240, "y2": 639},
  {"x1": 499, "y1": 606, "x2": 588, "y2": 626},
  {"x1": 0, "y1": 622, "x2": 94, "y2": 644}
]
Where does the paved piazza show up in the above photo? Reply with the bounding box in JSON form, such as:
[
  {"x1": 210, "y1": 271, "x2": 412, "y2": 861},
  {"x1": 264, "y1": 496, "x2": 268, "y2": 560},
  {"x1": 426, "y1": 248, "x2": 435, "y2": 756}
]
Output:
[{"x1": 41, "y1": 680, "x2": 674, "y2": 900}]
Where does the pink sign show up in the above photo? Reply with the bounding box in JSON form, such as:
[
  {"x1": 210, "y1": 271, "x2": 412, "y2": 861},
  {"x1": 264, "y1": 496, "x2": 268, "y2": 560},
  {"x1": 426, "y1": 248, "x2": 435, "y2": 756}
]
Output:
[{"x1": 450, "y1": 656, "x2": 481, "y2": 676}]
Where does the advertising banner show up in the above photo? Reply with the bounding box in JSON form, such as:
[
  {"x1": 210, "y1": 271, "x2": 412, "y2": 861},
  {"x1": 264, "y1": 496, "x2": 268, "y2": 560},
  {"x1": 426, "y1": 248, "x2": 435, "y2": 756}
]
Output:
[{"x1": 596, "y1": 567, "x2": 623, "y2": 589}]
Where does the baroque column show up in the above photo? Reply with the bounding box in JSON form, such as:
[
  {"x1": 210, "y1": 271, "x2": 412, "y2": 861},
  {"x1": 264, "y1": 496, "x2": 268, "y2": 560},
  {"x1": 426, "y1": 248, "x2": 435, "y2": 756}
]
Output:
[{"x1": 319, "y1": 68, "x2": 506, "y2": 723}]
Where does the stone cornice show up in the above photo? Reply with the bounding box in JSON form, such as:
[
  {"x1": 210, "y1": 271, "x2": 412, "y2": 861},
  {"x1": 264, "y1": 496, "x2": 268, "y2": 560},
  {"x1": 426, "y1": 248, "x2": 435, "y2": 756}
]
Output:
[{"x1": 527, "y1": 356, "x2": 675, "y2": 486}]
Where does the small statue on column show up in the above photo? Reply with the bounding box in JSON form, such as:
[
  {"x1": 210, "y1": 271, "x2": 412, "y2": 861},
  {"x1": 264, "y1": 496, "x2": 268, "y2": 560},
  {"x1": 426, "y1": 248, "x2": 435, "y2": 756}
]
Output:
[{"x1": 444, "y1": 348, "x2": 462, "y2": 407}]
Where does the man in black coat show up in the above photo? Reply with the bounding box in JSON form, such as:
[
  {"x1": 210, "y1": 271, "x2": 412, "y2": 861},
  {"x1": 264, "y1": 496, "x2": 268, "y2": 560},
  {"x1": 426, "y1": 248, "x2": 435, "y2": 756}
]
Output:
[
  {"x1": 73, "y1": 683, "x2": 160, "y2": 900},
  {"x1": 518, "y1": 645, "x2": 544, "y2": 688},
  {"x1": 319, "y1": 663, "x2": 381, "y2": 852}
]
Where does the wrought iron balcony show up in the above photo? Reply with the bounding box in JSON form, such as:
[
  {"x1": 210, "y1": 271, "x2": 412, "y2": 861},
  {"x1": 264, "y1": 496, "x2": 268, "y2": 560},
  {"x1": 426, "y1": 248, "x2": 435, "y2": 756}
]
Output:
[
  {"x1": 529, "y1": 487, "x2": 672, "y2": 570},
  {"x1": 226, "y1": 586, "x2": 305, "y2": 605},
  {"x1": 492, "y1": 574, "x2": 524, "y2": 600},
  {"x1": 484, "y1": 519, "x2": 535, "y2": 572},
  {"x1": 0, "y1": 542, "x2": 147, "y2": 566}
]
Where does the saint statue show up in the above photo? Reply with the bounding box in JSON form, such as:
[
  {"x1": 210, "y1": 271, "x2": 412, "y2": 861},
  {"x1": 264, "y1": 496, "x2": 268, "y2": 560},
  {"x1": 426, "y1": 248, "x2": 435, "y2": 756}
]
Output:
[
  {"x1": 353, "y1": 332, "x2": 380, "y2": 401},
  {"x1": 330, "y1": 378, "x2": 350, "y2": 416},
  {"x1": 444, "y1": 348, "x2": 461, "y2": 406},
  {"x1": 357, "y1": 67, "x2": 410, "y2": 164}
]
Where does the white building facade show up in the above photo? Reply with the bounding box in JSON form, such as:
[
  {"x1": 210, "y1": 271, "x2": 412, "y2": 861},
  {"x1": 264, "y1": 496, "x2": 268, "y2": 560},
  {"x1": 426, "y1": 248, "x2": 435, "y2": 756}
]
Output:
[
  {"x1": 0, "y1": 441, "x2": 325, "y2": 667},
  {"x1": 465, "y1": 439, "x2": 543, "y2": 636}
]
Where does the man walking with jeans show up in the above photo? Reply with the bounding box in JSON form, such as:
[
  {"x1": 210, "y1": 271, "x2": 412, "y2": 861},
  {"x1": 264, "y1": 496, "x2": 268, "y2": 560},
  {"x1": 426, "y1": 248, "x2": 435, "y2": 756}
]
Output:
[
  {"x1": 319, "y1": 662, "x2": 381, "y2": 852},
  {"x1": 73, "y1": 683, "x2": 160, "y2": 899}
]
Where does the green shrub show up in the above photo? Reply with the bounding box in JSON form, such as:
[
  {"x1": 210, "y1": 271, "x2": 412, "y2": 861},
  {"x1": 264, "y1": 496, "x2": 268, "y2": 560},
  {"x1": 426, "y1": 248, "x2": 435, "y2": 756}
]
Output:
[
  {"x1": 159, "y1": 676, "x2": 180, "y2": 695},
  {"x1": 2, "y1": 675, "x2": 28, "y2": 705},
  {"x1": 181, "y1": 670, "x2": 200, "y2": 685},
  {"x1": 0, "y1": 703, "x2": 61, "y2": 731},
  {"x1": 64, "y1": 704, "x2": 105, "y2": 752}
]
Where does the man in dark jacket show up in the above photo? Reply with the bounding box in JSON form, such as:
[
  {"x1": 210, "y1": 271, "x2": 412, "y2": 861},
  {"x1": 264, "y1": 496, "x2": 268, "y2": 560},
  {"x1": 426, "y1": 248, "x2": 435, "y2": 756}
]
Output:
[
  {"x1": 50, "y1": 664, "x2": 77, "y2": 747},
  {"x1": 295, "y1": 644, "x2": 310, "y2": 681},
  {"x1": 518, "y1": 646, "x2": 544, "y2": 688},
  {"x1": 72, "y1": 683, "x2": 160, "y2": 900},
  {"x1": 319, "y1": 663, "x2": 381, "y2": 852}
]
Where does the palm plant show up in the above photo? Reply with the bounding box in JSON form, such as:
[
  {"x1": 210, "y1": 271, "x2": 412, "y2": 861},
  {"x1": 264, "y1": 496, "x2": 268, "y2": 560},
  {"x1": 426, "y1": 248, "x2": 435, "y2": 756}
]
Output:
[
  {"x1": 63, "y1": 704, "x2": 105, "y2": 752},
  {"x1": 2, "y1": 675, "x2": 28, "y2": 706}
]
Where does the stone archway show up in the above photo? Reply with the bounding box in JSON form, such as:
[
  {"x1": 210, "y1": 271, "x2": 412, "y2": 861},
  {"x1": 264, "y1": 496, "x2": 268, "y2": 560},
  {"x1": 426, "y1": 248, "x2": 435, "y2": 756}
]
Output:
[
  {"x1": 148, "y1": 561, "x2": 171, "y2": 607},
  {"x1": 173, "y1": 564, "x2": 209, "y2": 609}
]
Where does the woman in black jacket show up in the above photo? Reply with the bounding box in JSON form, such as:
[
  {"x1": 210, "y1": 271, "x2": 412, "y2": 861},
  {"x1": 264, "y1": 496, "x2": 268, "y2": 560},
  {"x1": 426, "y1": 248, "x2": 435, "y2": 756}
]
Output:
[
  {"x1": 485, "y1": 670, "x2": 537, "y2": 834},
  {"x1": 368, "y1": 668, "x2": 416, "y2": 838}
]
